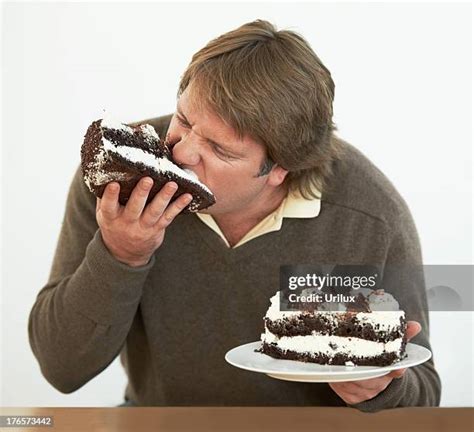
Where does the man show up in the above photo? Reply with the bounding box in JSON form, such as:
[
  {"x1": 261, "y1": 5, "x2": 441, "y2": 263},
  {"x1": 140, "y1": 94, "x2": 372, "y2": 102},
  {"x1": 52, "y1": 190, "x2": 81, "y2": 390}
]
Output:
[{"x1": 28, "y1": 20, "x2": 441, "y2": 411}]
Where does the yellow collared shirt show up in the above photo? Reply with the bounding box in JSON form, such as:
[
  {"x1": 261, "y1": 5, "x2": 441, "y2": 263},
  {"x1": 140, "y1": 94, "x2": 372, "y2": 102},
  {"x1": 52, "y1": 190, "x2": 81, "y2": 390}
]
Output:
[{"x1": 195, "y1": 189, "x2": 321, "y2": 248}]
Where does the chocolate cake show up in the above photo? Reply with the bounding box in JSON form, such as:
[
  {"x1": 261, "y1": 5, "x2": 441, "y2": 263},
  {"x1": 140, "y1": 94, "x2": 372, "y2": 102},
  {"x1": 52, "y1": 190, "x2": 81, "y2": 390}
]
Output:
[
  {"x1": 81, "y1": 115, "x2": 215, "y2": 212},
  {"x1": 260, "y1": 289, "x2": 407, "y2": 366}
]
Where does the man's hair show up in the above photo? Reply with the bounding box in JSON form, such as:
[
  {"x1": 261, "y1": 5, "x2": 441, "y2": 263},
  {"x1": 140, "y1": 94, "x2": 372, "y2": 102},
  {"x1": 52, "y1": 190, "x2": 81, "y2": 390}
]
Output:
[{"x1": 179, "y1": 20, "x2": 341, "y2": 198}]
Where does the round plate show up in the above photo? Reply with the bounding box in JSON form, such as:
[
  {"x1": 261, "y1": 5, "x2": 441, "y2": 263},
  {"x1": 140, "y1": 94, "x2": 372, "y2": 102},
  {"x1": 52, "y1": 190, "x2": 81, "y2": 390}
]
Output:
[{"x1": 225, "y1": 342, "x2": 432, "y2": 382}]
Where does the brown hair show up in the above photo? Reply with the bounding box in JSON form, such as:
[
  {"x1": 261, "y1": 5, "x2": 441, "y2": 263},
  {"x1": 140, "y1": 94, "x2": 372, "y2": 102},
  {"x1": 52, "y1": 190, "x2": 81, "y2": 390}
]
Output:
[{"x1": 179, "y1": 20, "x2": 341, "y2": 198}]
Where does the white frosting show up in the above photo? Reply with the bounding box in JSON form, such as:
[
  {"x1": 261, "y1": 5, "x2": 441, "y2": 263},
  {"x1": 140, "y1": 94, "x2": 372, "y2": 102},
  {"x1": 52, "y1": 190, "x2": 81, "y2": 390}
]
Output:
[
  {"x1": 100, "y1": 114, "x2": 133, "y2": 133},
  {"x1": 139, "y1": 124, "x2": 160, "y2": 141},
  {"x1": 102, "y1": 138, "x2": 159, "y2": 167},
  {"x1": 184, "y1": 169, "x2": 199, "y2": 181},
  {"x1": 84, "y1": 171, "x2": 130, "y2": 190},
  {"x1": 265, "y1": 292, "x2": 301, "y2": 321},
  {"x1": 354, "y1": 310, "x2": 404, "y2": 330},
  {"x1": 318, "y1": 302, "x2": 347, "y2": 312},
  {"x1": 261, "y1": 331, "x2": 403, "y2": 357},
  {"x1": 301, "y1": 287, "x2": 319, "y2": 296},
  {"x1": 101, "y1": 116, "x2": 161, "y2": 143},
  {"x1": 367, "y1": 289, "x2": 400, "y2": 311}
]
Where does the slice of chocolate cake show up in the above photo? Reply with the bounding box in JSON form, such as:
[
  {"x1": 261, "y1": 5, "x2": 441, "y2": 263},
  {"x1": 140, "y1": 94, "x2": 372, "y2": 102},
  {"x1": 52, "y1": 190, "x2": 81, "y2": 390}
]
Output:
[
  {"x1": 81, "y1": 116, "x2": 215, "y2": 212},
  {"x1": 260, "y1": 289, "x2": 407, "y2": 367}
]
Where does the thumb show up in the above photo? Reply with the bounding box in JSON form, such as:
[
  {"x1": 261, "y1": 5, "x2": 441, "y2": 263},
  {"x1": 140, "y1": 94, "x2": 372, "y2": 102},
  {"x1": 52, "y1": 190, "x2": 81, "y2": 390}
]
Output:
[{"x1": 406, "y1": 321, "x2": 422, "y2": 341}]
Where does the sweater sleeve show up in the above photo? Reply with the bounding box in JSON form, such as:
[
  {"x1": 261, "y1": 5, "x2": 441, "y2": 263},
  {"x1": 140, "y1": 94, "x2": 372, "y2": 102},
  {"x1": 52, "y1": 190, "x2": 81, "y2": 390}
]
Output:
[
  {"x1": 28, "y1": 165, "x2": 156, "y2": 393},
  {"x1": 348, "y1": 206, "x2": 442, "y2": 412}
]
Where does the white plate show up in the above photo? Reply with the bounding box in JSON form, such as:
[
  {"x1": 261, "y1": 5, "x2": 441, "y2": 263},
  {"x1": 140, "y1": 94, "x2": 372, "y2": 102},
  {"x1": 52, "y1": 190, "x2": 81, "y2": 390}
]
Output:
[{"x1": 225, "y1": 342, "x2": 432, "y2": 382}]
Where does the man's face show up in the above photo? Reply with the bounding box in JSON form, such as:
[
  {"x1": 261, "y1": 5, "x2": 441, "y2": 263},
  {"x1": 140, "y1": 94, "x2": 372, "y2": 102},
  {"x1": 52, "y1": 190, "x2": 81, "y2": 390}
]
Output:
[{"x1": 166, "y1": 85, "x2": 283, "y2": 216}]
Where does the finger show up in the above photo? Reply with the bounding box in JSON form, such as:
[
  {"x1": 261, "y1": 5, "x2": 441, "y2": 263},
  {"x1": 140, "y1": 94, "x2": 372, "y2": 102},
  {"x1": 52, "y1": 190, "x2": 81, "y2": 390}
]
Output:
[
  {"x1": 406, "y1": 321, "x2": 422, "y2": 341},
  {"x1": 99, "y1": 182, "x2": 121, "y2": 220},
  {"x1": 329, "y1": 382, "x2": 360, "y2": 399},
  {"x1": 388, "y1": 368, "x2": 407, "y2": 379},
  {"x1": 122, "y1": 177, "x2": 154, "y2": 222},
  {"x1": 329, "y1": 382, "x2": 368, "y2": 405},
  {"x1": 140, "y1": 182, "x2": 179, "y2": 228},
  {"x1": 340, "y1": 374, "x2": 392, "y2": 393},
  {"x1": 330, "y1": 378, "x2": 391, "y2": 404},
  {"x1": 155, "y1": 193, "x2": 193, "y2": 230},
  {"x1": 351, "y1": 375, "x2": 392, "y2": 391}
]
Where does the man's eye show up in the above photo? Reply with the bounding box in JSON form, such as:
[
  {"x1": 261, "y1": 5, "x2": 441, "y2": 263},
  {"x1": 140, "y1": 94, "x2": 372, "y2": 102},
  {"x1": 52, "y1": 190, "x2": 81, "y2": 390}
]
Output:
[
  {"x1": 211, "y1": 143, "x2": 234, "y2": 160},
  {"x1": 176, "y1": 116, "x2": 191, "y2": 128}
]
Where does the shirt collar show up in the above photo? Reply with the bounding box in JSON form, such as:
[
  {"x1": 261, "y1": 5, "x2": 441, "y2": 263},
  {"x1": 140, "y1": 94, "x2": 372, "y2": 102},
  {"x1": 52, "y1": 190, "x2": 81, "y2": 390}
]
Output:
[
  {"x1": 281, "y1": 187, "x2": 321, "y2": 218},
  {"x1": 196, "y1": 186, "x2": 321, "y2": 248}
]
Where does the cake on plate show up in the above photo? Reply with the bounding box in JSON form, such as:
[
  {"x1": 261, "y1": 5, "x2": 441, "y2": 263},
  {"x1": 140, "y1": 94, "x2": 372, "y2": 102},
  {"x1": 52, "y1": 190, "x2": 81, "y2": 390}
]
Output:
[
  {"x1": 81, "y1": 115, "x2": 215, "y2": 212},
  {"x1": 260, "y1": 288, "x2": 407, "y2": 366}
]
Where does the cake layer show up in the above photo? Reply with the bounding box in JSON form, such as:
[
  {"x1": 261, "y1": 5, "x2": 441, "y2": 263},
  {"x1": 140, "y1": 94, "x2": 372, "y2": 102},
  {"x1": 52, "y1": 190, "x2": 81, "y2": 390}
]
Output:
[
  {"x1": 265, "y1": 292, "x2": 404, "y2": 333},
  {"x1": 103, "y1": 126, "x2": 170, "y2": 159},
  {"x1": 265, "y1": 312, "x2": 406, "y2": 343},
  {"x1": 262, "y1": 329, "x2": 404, "y2": 355},
  {"x1": 261, "y1": 341, "x2": 405, "y2": 367}
]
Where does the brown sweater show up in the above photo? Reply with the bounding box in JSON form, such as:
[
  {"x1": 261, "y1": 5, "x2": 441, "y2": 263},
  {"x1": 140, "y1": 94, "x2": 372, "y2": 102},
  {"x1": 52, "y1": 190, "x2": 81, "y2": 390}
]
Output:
[{"x1": 28, "y1": 115, "x2": 441, "y2": 411}]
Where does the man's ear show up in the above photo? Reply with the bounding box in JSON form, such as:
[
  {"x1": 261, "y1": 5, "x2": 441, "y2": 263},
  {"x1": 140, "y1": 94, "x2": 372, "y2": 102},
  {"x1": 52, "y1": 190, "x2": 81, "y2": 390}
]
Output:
[{"x1": 267, "y1": 165, "x2": 289, "y2": 187}]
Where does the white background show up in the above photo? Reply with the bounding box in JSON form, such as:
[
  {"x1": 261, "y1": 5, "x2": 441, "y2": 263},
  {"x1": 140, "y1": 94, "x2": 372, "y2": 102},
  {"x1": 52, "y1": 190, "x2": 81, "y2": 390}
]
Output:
[{"x1": 1, "y1": 2, "x2": 472, "y2": 407}]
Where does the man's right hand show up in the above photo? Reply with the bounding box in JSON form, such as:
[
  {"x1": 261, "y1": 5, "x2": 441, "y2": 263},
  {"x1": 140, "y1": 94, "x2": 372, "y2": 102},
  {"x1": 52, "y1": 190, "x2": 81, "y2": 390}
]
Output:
[{"x1": 96, "y1": 177, "x2": 192, "y2": 267}]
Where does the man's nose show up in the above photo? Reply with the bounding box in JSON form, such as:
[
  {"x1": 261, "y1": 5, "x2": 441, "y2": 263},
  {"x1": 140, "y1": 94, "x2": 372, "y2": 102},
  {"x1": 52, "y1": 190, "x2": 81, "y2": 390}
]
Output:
[{"x1": 171, "y1": 134, "x2": 201, "y2": 166}]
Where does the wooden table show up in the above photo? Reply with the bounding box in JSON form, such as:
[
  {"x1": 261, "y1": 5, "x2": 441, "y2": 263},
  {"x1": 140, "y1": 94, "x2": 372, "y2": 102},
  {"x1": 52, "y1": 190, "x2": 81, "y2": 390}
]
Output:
[{"x1": 0, "y1": 407, "x2": 472, "y2": 432}]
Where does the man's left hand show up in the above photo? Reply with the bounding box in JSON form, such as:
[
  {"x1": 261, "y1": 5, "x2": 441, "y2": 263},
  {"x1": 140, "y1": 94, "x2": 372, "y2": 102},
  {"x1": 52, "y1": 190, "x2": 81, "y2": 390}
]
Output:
[{"x1": 329, "y1": 321, "x2": 421, "y2": 405}]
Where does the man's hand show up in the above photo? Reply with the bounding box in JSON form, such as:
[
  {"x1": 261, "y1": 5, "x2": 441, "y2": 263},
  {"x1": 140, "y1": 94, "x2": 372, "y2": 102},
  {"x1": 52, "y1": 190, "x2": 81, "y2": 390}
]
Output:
[
  {"x1": 96, "y1": 177, "x2": 192, "y2": 267},
  {"x1": 329, "y1": 321, "x2": 421, "y2": 405}
]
